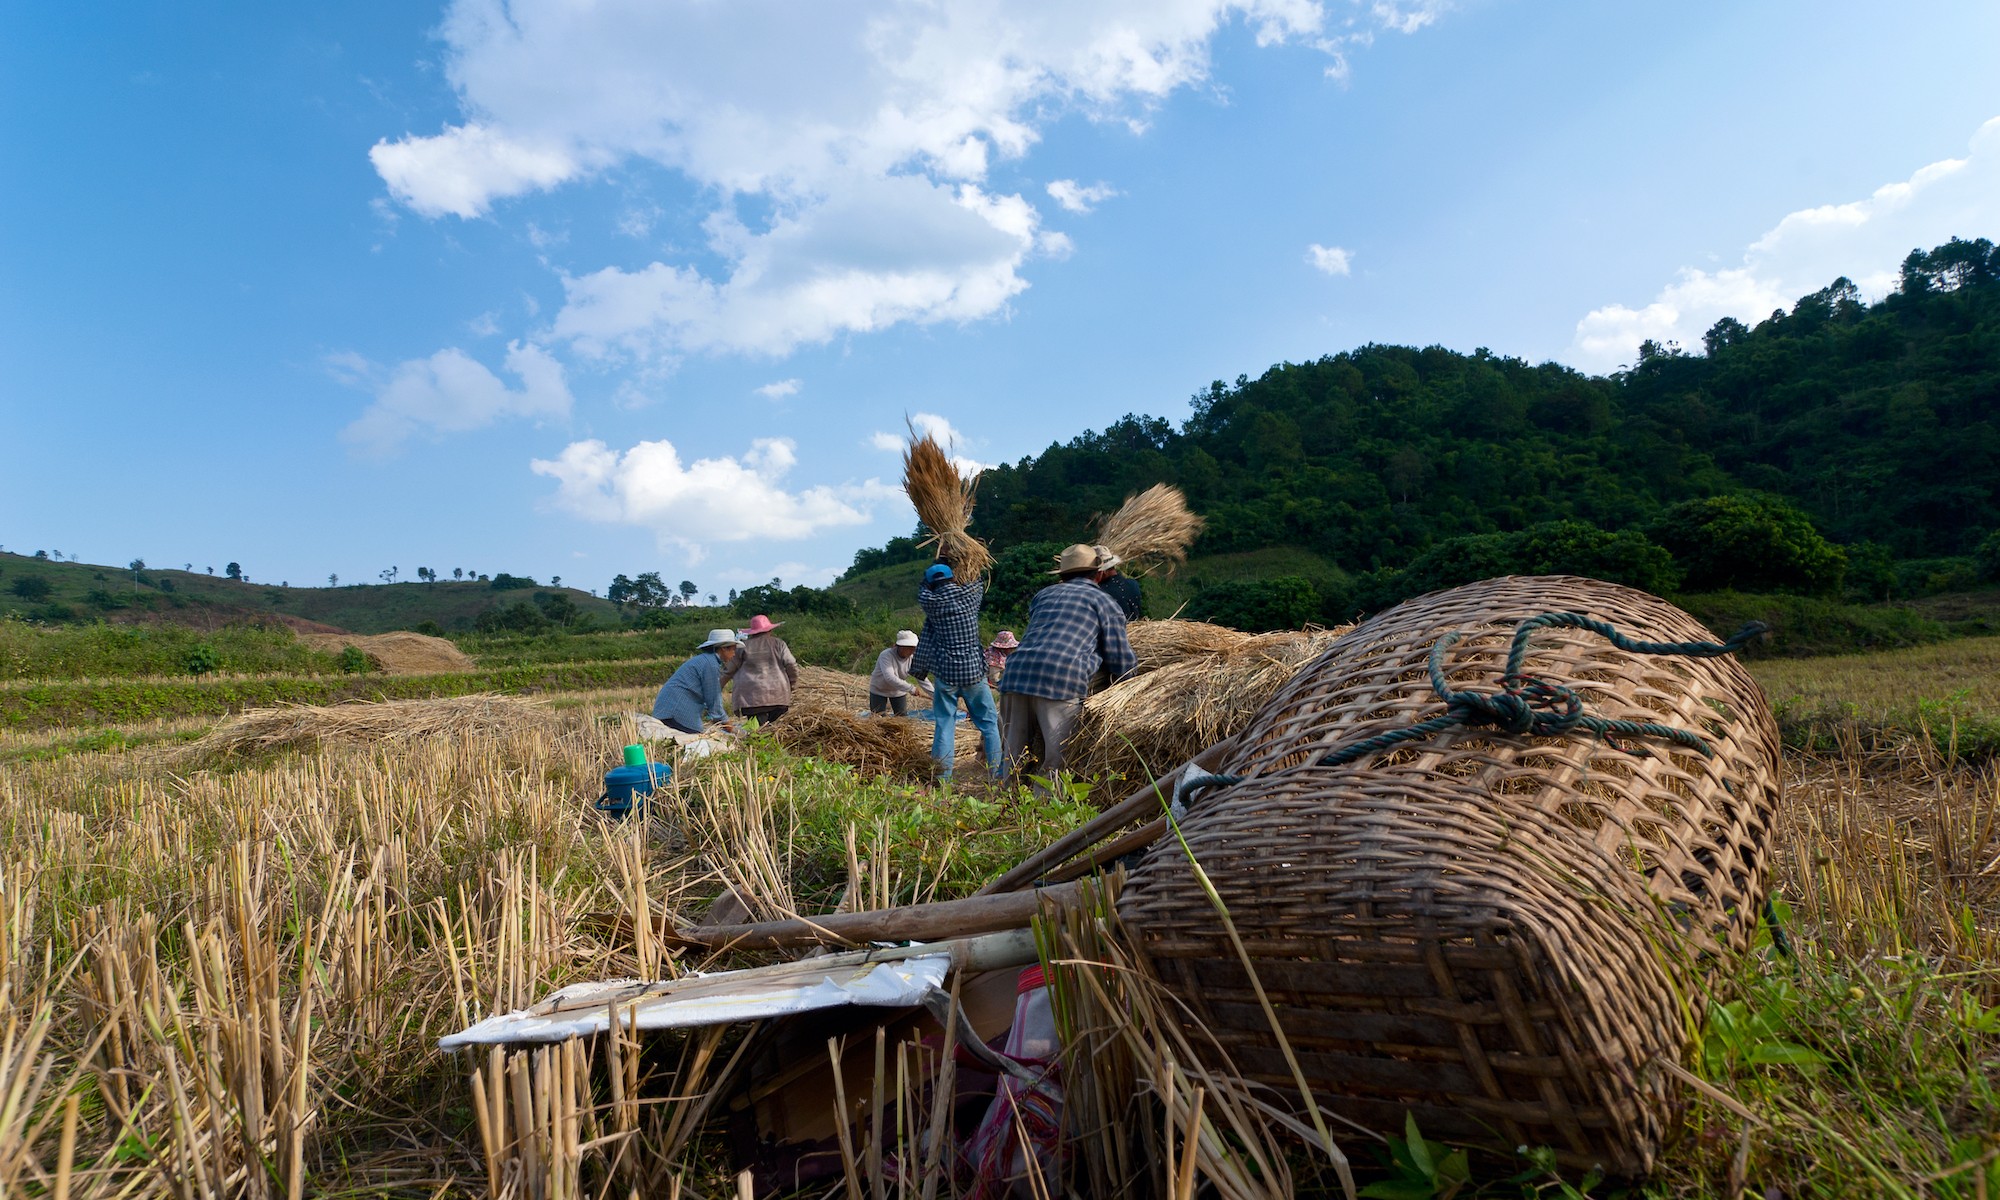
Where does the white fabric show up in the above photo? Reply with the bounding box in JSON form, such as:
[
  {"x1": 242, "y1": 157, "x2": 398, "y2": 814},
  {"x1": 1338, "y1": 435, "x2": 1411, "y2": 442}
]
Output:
[{"x1": 439, "y1": 954, "x2": 950, "y2": 1047}]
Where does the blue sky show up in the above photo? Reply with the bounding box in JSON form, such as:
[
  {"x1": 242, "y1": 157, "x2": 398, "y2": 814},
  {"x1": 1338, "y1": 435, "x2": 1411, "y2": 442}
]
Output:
[{"x1": 4, "y1": 1, "x2": 1998, "y2": 598}]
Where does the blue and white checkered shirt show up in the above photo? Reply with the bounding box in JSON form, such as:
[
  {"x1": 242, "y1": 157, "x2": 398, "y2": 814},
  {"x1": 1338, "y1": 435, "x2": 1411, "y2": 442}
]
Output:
[
  {"x1": 997, "y1": 578, "x2": 1136, "y2": 701},
  {"x1": 912, "y1": 579, "x2": 988, "y2": 688}
]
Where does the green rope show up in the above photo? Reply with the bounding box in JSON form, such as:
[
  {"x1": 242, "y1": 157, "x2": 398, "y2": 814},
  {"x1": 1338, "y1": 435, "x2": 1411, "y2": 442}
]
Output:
[{"x1": 1171, "y1": 611, "x2": 1766, "y2": 811}]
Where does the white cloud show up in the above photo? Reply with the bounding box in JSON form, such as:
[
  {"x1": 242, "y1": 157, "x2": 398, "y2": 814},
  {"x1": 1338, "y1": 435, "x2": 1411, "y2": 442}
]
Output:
[
  {"x1": 467, "y1": 311, "x2": 500, "y2": 337},
  {"x1": 756, "y1": 378, "x2": 801, "y2": 399},
  {"x1": 340, "y1": 341, "x2": 572, "y2": 456},
  {"x1": 370, "y1": 123, "x2": 581, "y2": 219},
  {"x1": 1571, "y1": 115, "x2": 2000, "y2": 372},
  {"x1": 1046, "y1": 179, "x2": 1119, "y2": 213},
  {"x1": 1305, "y1": 242, "x2": 1352, "y2": 275},
  {"x1": 370, "y1": 1, "x2": 1438, "y2": 359},
  {"x1": 868, "y1": 411, "x2": 991, "y2": 473},
  {"x1": 531, "y1": 436, "x2": 897, "y2": 559}
]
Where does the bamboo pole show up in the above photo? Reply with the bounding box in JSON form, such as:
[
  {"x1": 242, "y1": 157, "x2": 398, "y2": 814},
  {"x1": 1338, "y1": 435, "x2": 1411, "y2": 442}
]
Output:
[
  {"x1": 678, "y1": 883, "x2": 1080, "y2": 950},
  {"x1": 975, "y1": 740, "x2": 1233, "y2": 897}
]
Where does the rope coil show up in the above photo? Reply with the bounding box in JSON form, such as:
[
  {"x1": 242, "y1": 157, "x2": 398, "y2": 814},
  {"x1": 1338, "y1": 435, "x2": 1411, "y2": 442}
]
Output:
[{"x1": 1171, "y1": 610, "x2": 1767, "y2": 805}]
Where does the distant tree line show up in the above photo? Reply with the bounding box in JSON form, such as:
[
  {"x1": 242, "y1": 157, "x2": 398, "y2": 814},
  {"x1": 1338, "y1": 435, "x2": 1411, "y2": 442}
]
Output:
[{"x1": 841, "y1": 236, "x2": 2000, "y2": 625}]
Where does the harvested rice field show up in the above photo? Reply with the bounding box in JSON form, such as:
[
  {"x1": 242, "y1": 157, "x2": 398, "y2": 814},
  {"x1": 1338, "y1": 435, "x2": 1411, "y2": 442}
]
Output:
[{"x1": 0, "y1": 637, "x2": 1995, "y2": 1198}]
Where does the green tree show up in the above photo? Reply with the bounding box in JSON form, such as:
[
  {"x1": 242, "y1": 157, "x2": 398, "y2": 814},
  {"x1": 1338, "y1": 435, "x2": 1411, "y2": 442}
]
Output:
[
  {"x1": 10, "y1": 577, "x2": 52, "y2": 601},
  {"x1": 1187, "y1": 576, "x2": 1320, "y2": 631},
  {"x1": 225, "y1": 562, "x2": 242, "y2": 581},
  {"x1": 1651, "y1": 495, "x2": 1847, "y2": 596}
]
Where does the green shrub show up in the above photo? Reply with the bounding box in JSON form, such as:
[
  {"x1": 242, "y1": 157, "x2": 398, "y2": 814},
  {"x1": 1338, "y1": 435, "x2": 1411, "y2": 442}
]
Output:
[
  {"x1": 1678, "y1": 592, "x2": 1950, "y2": 658},
  {"x1": 981, "y1": 542, "x2": 1066, "y2": 623},
  {"x1": 10, "y1": 576, "x2": 52, "y2": 601},
  {"x1": 1894, "y1": 556, "x2": 1983, "y2": 598},
  {"x1": 1652, "y1": 494, "x2": 1847, "y2": 596},
  {"x1": 1187, "y1": 576, "x2": 1321, "y2": 631},
  {"x1": 474, "y1": 601, "x2": 553, "y2": 635},
  {"x1": 1976, "y1": 530, "x2": 2000, "y2": 583},
  {"x1": 184, "y1": 644, "x2": 219, "y2": 676},
  {"x1": 489, "y1": 573, "x2": 539, "y2": 590},
  {"x1": 337, "y1": 645, "x2": 372, "y2": 674},
  {"x1": 412, "y1": 620, "x2": 445, "y2": 637},
  {"x1": 1364, "y1": 520, "x2": 1681, "y2": 609}
]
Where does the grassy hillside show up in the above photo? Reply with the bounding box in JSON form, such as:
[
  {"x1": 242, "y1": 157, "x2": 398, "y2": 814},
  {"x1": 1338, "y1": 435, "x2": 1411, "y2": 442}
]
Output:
[{"x1": 0, "y1": 551, "x2": 623, "y2": 633}]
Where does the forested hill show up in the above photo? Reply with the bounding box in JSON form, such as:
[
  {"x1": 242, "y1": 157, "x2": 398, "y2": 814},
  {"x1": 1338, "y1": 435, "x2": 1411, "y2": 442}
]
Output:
[{"x1": 848, "y1": 237, "x2": 2000, "y2": 595}]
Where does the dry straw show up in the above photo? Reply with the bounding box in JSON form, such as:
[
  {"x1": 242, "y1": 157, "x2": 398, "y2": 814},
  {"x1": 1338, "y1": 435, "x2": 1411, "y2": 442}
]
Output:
[
  {"x1": 296, "y1": 631, "x2": 476, "y2": 674},
  {"x1": 1096, "y1": 484, "x2": 1206, "y2": 577},
  {"x1": 176, "y1": 693, "x2": 559, "y2": 765},
  {"x1": 901, "y1": 424, "x2": 991, "y2": 581},
  {"x1": 1069, "y1": 621, "x2": 1349, "y2": 782}
]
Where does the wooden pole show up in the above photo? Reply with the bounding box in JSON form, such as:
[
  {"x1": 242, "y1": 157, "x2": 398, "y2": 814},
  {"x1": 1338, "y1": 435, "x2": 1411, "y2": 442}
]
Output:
[
  {"x1": 679, "y1": 882, "x2": 1080, "y2": 950},
  {"x1": 1044, "y1": 816, "x2": 1170, "y2": 885},
  {"x1": 975, "y1": 739, "x2": 1234, "y2": 897}
]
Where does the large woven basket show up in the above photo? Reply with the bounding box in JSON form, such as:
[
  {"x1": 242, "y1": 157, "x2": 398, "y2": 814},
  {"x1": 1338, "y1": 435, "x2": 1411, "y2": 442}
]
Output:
[{"x1": 1116, "y1": 575, "x2": 1781, "y2": 1174}]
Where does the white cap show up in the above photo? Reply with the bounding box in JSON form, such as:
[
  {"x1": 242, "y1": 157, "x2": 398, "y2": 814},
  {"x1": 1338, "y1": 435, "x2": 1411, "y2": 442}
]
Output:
[
  {"x1": 697, "y1": 628, "x2": 739, "y2": 650},
  {"x1": 895, "y1": 629, "x2": 919, "y2": 647}
]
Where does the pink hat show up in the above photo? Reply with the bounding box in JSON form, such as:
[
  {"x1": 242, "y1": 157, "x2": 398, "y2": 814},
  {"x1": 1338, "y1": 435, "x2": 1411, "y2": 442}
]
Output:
[
  {"x1": 991, "y1": 630, "x2": 1019, "y2": 649},
  {"x1": 742, "y1": 614, "x2": 784, "y2": 635}
]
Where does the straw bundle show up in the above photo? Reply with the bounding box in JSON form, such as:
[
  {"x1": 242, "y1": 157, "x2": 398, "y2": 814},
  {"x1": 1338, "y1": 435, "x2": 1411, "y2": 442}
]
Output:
[
  {"x1": 298, "y1": 631, "x2": 475, "y2": 674},
  {"x1": 769, "y1": 706, "x2": 936, "y2": 780},
  {"x1": 1124, "y1": 618, "x2": 1251, "y2": 675},
  {"x1": 1068, "y1": 625, "x2": 1349, "y2": 783},
  {"x1": 789, "y1": 665, "x2": 873, "y2": 710},
  {"x1": 1095, "y1": 484, "x2": 1205, "y2": 576},
  {"x1": 901, "y1": 426, "x2": 991, "y2": 581},
  {"x1": 178, "y1": 693, "x2": 557, "y2": 765}
]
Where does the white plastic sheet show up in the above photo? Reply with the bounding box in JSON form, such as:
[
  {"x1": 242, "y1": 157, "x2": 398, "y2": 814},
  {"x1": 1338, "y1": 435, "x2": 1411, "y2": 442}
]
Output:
[{"x1": 439, "y1": 953, "x2": 950, "y2": 1049}]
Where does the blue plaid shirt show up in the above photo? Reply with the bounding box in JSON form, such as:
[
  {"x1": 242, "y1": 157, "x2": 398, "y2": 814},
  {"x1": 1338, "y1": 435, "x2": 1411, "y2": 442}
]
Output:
[
  {"x1": 912, "y1": 579, "x2": 987, "y2": 688},
  {"x1": 997, "y1": 579, "x2": 1136, "y2": 701}
]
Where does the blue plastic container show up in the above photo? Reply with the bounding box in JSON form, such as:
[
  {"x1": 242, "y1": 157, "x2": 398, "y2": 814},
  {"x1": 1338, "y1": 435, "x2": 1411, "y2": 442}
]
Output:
[{"x1": 597, "y1": 761, "x2": 670, "y2": 820}]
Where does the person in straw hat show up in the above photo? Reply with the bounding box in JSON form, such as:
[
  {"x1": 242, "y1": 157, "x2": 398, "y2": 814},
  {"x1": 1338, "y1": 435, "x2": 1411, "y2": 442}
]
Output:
[
  {"x1": 652, "y1": 628, "x2": 741, "y2": 735},
  {"x1": 984, "y1": 629, "x2": 1019, "y2": 686},
  {"x1": 868, "y1": 629, "x2": 931, "y2": 716},
  {"x1": 725, "y1": 613, "x2": 798, "y2": 725},
  {"x1": 997, "y1": 544, "x2": 1136, "y2": 792},
  {"x1": 911, "y1": 561, "x2": 1003, "y2": 780}
]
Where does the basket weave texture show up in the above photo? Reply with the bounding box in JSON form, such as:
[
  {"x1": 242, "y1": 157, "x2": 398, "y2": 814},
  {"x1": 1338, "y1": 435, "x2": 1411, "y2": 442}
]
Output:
[{"x1": 1116, "y1": 575, "x2": 1782, "y2": 1174}]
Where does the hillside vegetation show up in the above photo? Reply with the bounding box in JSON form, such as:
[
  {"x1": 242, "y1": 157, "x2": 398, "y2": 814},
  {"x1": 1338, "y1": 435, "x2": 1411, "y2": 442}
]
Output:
[{"x1": 849, "y1": 236, "x2": 2000, "y2": 623}]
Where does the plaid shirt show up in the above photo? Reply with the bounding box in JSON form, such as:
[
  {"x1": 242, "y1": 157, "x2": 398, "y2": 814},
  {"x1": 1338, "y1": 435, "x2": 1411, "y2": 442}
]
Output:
[
  {"x1": 912, "y1": 579, "x2": 987, "y2": 688},
  {"x1": 997, "y1": 578, "x2": 1136, "y2": 701}
]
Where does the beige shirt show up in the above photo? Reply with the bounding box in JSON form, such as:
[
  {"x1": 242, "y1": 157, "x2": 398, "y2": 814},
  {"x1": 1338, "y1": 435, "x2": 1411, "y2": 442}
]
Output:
[{"x1": 727, "y1": 633, "x2": 798, "y2": 710}]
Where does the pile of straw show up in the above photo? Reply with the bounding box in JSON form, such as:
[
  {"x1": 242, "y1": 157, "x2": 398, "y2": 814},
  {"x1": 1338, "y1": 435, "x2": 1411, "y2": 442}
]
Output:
[
  {"x1": 769, "y1": 666, "x2": 992, "y2": 781},
  {"x1": 1095, "y1": 484, "x2": 1205, "y2": 576},
  {"x1": 768, "y1": 706, "x2": 937, "y2": 780},
  {"x1": 901, "y1": 426, "x2": 991, "y2": 581},
  {"x1": 178, "y1": 693, "x2": 556, "y2": 766},
  {"x1": 1125, "y1": 619, "x2": 1251, "y2": 674},
  {"x1": 1068, "y1": 623, "x2": 1351, "y2": 783},
  {"x1": 298, "y1": 631, "x2": 475, "y2": 674},
  {"x1": 790, "y1": 665, "x2": 873, "y2": 710}
]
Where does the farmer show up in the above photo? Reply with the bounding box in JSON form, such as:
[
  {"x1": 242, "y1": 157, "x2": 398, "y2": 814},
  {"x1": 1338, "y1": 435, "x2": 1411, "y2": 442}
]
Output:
[
  {"x1": 868, "y1": 629, "x2": 930, "y2": 715},
  {"x1": 1093, "y1": 545, "x2": 1144, "y2": 620},
  {"x1": 912, "y1": 562, "x2": 1003, "y2": 780},
  {"x1": 997, "y1": 544, "x2": 1137, "y2": 790},
  {"x1": 652, "y1": 628, "x2": 740, "y2": 735},
  {"x1": 726, "y1": 614, "x2": 798, "y2": 724},
  {"x1": 984, "y1": 630, "x2": 1019, "y2": 686}
]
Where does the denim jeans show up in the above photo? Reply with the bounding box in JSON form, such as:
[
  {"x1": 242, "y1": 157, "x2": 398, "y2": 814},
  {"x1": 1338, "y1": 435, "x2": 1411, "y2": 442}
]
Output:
[{"x1": 930, "y1": 678, "x2": 1002, "y2": 778}]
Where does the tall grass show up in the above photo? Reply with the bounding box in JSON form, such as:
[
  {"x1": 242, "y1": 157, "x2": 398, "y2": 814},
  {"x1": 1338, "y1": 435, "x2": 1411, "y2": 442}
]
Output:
[{"x1": 0, "y1": 677, "x2": 1993, "y2": 1196}]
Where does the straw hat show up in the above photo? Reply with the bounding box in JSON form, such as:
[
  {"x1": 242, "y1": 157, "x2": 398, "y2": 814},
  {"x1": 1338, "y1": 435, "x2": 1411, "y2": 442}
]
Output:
[
  {"x1": 1050, "y1": 543, "x2": 1101, "y2": 575},
  {"x1": 743, "y1": 614, "x2": 784, "y2": 635},
  {"x1": 895, "y1": 629, "x2": 920, "y2": 647},
  {"x1": 991, "y1": 630, "x2": 1019, "y2": 649},
  {"x1": 1092, "y1": 544, "x2": 1123, "y2": 571},
  {"x1": 696, "y1": 628, "x2": 739, "y2": 650}
]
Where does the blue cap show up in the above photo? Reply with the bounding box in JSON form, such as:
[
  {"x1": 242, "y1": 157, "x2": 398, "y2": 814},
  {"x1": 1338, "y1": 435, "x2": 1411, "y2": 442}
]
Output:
[{"x1": 924, "y1": 563, "x2": 954, "y2": 583}]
